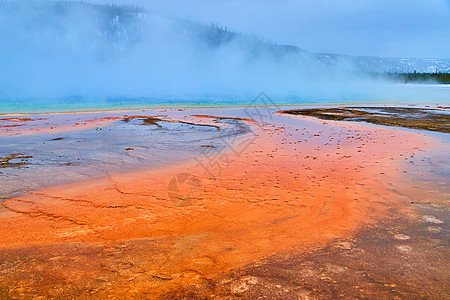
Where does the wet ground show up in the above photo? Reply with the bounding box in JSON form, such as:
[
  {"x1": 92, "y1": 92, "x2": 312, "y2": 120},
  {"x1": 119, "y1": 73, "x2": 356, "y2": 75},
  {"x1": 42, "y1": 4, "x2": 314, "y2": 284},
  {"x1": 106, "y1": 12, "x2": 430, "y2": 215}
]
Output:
[
  {"x1": 163, "y1": 206, "x2": 448, "y2": 299},
  {"x1": 0, "y1": 106, "x2": 448, "y2": 299},
  {"x1": 161, "y1": 155, "x2": 450, "y2": 299},
  {"x1": 281, "y1": 106, "x2": 450, "y2": 133},
  {"x1": 0, "y1": 111, "x2": 251, "y2": 200}
]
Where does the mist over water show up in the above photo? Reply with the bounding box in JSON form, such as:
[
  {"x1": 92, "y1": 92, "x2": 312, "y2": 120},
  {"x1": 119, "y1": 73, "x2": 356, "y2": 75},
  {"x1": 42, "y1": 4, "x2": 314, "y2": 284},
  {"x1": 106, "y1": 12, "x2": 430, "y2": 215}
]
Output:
[{"x1": 0, "y1": 1, "x2": 449, "y2": 114}]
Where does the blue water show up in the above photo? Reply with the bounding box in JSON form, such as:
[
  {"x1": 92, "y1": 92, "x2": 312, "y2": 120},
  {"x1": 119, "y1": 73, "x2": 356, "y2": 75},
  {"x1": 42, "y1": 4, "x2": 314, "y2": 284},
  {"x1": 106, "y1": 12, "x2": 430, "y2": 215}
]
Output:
[
  {"x1": 1, "y1": 84, "x2": 449, "y2": 114},
  {"x1": 0, "y1": 96, "x2": 337, "y2": 114}
]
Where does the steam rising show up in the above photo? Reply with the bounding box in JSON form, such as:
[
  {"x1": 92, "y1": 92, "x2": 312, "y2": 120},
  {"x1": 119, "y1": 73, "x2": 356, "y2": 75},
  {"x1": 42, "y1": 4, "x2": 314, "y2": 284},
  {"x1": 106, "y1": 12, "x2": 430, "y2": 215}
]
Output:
[{"x1": 0, "y1": 1, "x2": 448, "y2": 110}]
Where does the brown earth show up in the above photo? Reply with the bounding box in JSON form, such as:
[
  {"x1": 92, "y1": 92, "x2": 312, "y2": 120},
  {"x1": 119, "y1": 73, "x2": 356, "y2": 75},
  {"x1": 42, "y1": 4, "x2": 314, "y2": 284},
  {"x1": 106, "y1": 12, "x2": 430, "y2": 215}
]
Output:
[{"x1": 280, "y1": 106, "x2": 450, "y2": 133}]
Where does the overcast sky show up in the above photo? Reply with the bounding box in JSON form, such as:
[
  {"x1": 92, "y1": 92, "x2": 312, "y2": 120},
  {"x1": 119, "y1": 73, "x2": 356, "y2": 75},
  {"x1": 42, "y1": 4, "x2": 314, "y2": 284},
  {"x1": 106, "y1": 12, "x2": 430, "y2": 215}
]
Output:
[{"x1": 87, "y1": 0, "x2": 449, "y2": 58}]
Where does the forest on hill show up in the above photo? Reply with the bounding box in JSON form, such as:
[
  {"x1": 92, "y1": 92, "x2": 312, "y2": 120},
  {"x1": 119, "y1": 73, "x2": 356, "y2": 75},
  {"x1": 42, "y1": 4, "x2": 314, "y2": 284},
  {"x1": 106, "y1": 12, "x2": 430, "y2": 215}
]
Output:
[{"x1": 384, "y1": 72, "x2": 450, "y2": 84}]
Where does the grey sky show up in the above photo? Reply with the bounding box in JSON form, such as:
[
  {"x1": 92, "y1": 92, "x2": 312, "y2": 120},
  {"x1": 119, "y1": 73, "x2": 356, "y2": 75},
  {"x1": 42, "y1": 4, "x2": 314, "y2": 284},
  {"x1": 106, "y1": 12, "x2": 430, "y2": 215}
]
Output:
[{"x1": 91, "y1": 0, "x2": 450, "y2": 58}]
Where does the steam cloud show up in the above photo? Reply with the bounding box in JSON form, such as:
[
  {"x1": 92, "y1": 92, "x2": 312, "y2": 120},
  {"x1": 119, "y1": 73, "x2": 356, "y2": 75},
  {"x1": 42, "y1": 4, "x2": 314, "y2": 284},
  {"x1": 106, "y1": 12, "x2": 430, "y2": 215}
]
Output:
[{"x1": 0, "y1": 1, "x2": 448, "y2": 109}]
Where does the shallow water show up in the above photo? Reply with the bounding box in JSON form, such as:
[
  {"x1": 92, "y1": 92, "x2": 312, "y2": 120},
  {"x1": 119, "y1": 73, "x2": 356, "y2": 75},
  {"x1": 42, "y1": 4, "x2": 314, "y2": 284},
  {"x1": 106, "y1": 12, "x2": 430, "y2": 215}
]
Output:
[
  {"x1": 0, "y1": 107, "x2": 448, "y2": 298},
  {"x1": 1, "y1": 84, "x2": 449, "y2": 114},
  {"x1": 0, "y1": 114, "x2": 251, "y2": 200}
]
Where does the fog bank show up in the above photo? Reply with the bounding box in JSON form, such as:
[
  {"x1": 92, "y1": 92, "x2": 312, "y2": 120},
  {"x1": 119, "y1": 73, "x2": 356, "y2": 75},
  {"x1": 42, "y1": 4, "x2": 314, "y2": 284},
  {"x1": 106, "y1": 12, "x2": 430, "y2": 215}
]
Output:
[{"x1": 0, "y1": 1, "x2": 448, "y2": 108}]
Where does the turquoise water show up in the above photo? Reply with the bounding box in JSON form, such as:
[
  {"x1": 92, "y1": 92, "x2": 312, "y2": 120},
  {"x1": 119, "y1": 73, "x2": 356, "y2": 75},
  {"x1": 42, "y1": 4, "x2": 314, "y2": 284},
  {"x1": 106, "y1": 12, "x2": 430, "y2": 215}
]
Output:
[
  {"x1": 0, "y1": 96, "x2": 340, "y2": 114},
  {"x1": 1, "y1": 84, "x2": 449, "y2": 114}
]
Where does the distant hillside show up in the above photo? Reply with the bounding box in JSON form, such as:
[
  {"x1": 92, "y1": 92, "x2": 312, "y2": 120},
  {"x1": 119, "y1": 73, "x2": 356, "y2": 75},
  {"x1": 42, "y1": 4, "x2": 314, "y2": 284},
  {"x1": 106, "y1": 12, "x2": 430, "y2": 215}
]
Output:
[
  {"x1": 313, "y1": 54, "x2": 450, "y2": 73},
  {"x1": 1, "y1": 1, "x2": 449, "y2": 74},
  {"x1": 1, "y1": 0, "x2": 449, "y2": 103},
  {"x1": 0, "y1": 1, "x2": 146, "y2": 52},
  {"x1": 383, "y1": 72, "x2": 450, "y2": 84}
]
